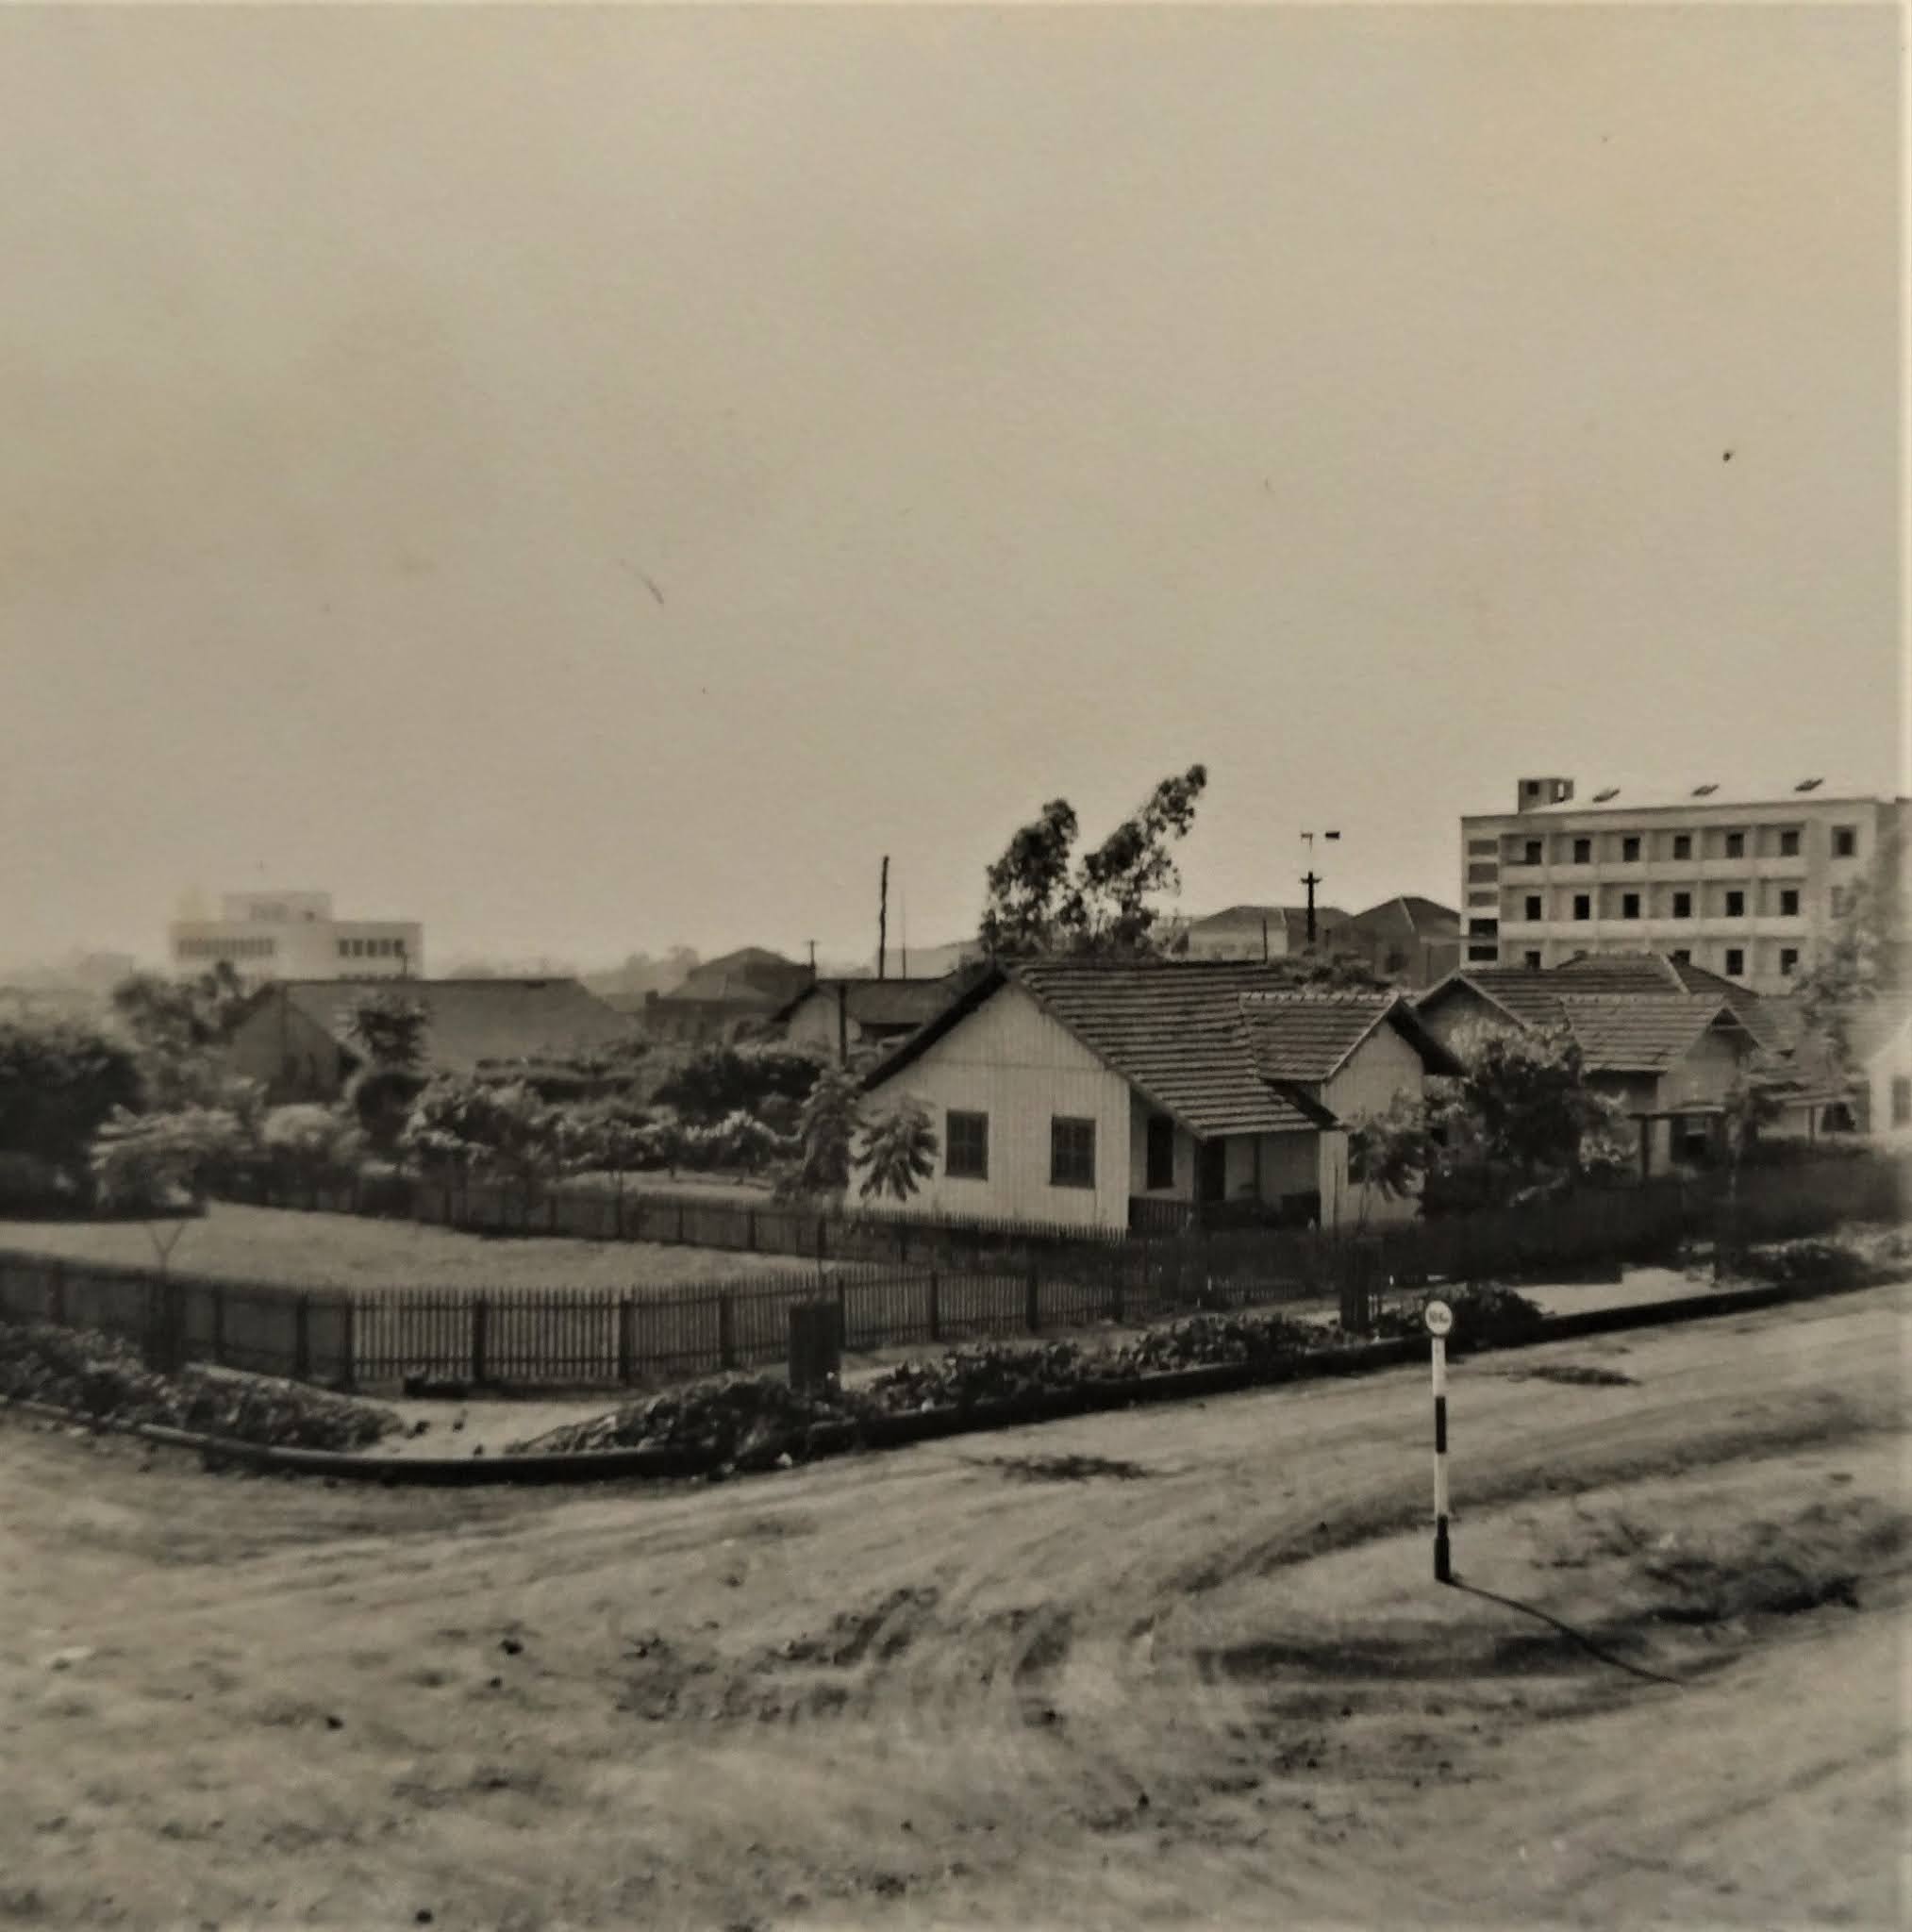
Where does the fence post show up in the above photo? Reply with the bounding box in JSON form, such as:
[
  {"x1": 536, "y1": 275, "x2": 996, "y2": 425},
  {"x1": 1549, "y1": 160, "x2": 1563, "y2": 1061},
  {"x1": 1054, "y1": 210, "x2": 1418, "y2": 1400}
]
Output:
[
  {"x1": 719, "y1": 1292, "x2": 736, "y2": 1372},
  {"x1": 927, "y1": 1268, "x2": 940, "y2": 1344},
  {"x1": 472, "y1": 1295, "x2": 490, "y2": 1386},
  {"x1": 1111, "y1": 1248, "x2": 1125, "y2": 1326},
  {"x1": 1026, "y1": 1257, "x2": 1040, "y2": 1335},
  {"x1": 210, "y1": 1284, "x2": 226, "y2": 1366},
  {"x1": 617, "y1": 1296, "x2": 635, "y2": 1386},
  {"x1": 339, "y1": 1295, "x2": 357, "y2": 1392},
  {"x1": 293, "y1": 1293, "x2": 312, "y2": 1382}
]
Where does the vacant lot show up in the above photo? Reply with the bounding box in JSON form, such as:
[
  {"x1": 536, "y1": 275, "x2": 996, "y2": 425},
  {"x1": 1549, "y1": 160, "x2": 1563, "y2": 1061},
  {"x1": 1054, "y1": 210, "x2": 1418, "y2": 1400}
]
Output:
[
  {"x1": 3, "y1": 1282, "x2": 1905, "y2": 1930},
  {"x1": 0, "y1": 1201, "x2": 814, "y2": 1292}
]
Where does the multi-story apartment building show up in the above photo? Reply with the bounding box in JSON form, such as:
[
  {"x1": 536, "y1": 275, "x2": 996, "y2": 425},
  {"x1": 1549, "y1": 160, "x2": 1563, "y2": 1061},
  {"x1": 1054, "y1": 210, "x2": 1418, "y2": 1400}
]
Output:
[
  {"x1": 168, "y1": 891, "x2": 423, "y2": 982},
  {"x1": 1458, "y1": 778, "x2": 1909, "y2": 994}
]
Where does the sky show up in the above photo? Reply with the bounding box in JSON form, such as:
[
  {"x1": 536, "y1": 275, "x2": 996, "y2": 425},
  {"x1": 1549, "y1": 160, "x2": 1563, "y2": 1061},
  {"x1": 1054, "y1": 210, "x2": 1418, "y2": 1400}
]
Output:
[{"x1": 0, "y1": 3, "x2": 1902, "y2": 974}]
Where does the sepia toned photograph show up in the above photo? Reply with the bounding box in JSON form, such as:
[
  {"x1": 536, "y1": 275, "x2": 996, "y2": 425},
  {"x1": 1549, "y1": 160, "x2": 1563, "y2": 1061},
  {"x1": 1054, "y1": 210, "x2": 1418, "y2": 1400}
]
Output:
[{"x1": 0, "y1": 3, "x2": 1904, "y2": 1928}]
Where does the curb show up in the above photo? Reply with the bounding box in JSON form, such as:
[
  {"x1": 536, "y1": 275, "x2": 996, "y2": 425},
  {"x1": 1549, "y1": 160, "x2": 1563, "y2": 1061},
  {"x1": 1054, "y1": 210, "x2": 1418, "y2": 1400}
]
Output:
[{"x1": 1, "y1": 1272, "x2": 1887, "y2": 1487}]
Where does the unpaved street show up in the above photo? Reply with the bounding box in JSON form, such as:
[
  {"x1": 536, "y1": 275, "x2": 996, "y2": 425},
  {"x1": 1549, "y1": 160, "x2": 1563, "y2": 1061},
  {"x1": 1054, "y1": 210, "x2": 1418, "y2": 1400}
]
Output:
[{"x1": 3, "y1": 1287, "x2": 1907, "y2": 1930}]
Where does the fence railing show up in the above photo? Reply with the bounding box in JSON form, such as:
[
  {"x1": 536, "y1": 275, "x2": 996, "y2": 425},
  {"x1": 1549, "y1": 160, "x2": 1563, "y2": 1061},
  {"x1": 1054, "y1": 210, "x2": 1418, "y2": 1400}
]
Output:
[{"x1": 6, "y1": 1151, "x2": 1904, "y2": 1393}]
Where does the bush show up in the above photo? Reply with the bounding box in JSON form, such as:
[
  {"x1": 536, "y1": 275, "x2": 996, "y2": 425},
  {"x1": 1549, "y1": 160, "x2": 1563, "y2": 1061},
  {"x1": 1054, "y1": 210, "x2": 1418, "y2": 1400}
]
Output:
[
  {"x1": 0, "y1": 1321, "x2": 398, "y2": 1451},
  {"x1": 1367, "y1": 1283, "x2": 1546, "y2": 1351},
  {"x1": 1739, "y1": 1238, "x2": 1870, "y2": 1291}
]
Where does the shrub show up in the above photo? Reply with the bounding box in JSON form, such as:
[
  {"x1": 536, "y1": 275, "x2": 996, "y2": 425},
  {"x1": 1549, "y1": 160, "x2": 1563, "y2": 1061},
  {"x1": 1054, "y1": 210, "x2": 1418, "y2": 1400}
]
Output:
[
  {"x1": 1367, "y1": 1282, "x2": 1545, "y2": 1351},
  {"x1": 1739, "y1": 1239, "x2": 1870, "y2": 1291}
]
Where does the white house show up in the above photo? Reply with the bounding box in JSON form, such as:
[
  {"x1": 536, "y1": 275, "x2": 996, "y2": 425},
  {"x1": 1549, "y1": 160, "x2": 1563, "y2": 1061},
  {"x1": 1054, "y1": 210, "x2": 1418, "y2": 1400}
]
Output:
[{"x1": 851, "y1": 959, "x2": 1463, "y2": 1233}]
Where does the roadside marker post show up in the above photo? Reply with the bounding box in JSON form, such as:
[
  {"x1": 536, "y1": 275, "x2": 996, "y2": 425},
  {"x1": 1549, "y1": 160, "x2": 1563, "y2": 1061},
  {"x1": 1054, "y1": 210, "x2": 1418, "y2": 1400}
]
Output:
[{"x1": 1424, "y1": 1299, "x2": 1454, "y2": 1584}]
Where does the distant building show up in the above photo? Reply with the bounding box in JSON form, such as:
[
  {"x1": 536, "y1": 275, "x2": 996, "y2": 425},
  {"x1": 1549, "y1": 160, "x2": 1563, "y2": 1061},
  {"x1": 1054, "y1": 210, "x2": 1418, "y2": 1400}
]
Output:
[
  {"x1": 169, "y1": 891, "x2": 422, "y2": 982},
  {"x1": 1338, "y1": 896, "x2": 1461, "y2": 990},
  {"x1": 1169, "y1": 904, "x2": 1352, "y2": 961},
  {"x1": 224, "y1": 976, "x2": 634, "y2": 1104},
  {"x1": 640, "y1": 947, "x2": 815, "y2": 1044},
  {"x1": 1459, "y1": 776, "x2": 1911, "y2": 993},
  {"x1": 773, "y1": 973, "x2": 982, "y2": 1064}
]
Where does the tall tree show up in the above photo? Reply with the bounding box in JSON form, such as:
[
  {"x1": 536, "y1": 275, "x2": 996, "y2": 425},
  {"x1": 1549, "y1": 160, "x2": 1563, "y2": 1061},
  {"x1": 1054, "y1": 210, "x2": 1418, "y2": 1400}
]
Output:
[
  {"x1": 110, "y1": 962, "x2": 252, "y2": 1108},
  {"x1": 0, "y1": 1018, "x2": 144, "y2": 1192},
  {"x1": 344, "y1": 991, "x2": 429, "y2": 1073},
  {"x1": 979, "y1": 765, "x2": 1208, "y2": 958}
]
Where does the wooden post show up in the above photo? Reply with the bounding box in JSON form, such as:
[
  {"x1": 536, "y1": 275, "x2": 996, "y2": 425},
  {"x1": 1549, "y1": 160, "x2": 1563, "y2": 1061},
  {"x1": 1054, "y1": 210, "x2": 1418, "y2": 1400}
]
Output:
[
  {"x1": 293, "y1": 1293, "x2": 312, "y2": 1382},
  {"x1": 1111, "y1": 1248, "x2": 1125, "y2": 1325},
  {"x1": 1025, "y1": 1257, "x2": 1040, "y2": 1335},
  {"x1": 339, "y1": 1295, "x2": 357, "y2": 1392},
  {"x1": 927, "y1": 1268, "x2": 940, "y2": 1343},
  {"x1": 472, "y1": 1295, "x2": 490, "y2": 1386},
  {"x1": 719, "y1": 1292, "x2": 737, "y2": 1371},
  {"x1": 617, "y1": 1296, "x2": 636, "y2": 1386}
]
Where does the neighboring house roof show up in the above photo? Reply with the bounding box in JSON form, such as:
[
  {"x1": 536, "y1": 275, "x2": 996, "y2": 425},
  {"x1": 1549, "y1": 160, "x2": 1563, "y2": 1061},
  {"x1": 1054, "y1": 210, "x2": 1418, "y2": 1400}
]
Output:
[
  {"x1": 1513, "y1": 781, "x2": 1893, "y2": 816},
  {"x1": 1550, "y1": 949, "x2": 1751, "y2": 1003},
  {"x1": 1178, "y1": 905, "x2": 1352, "y2": 950},
  {"x1": 1554, "y1": 995, "x2": 1754, "y2": 1074},
  {"x1": 1346, "y1": 895, "x2": 1460, "y2": 940},
  {"x1": 657, "y1": 948, "x2": 812, "y2": 1008},
  {"x1": 861, "y1": 959, "x2": 1455, "y2": 1139},
  {"x1": 1418, "y1": 967, "x2": 1577, "y2": 1031},
  {"x1": 257, "y1": 978, "x2": 634, "y2": 1076},
  {"x1": 1238, "y1": 990, "x2": 1460, "y2": 1084},
  {"x1": 773, "y1": 974, "x2": 978, "y2": 1032}
]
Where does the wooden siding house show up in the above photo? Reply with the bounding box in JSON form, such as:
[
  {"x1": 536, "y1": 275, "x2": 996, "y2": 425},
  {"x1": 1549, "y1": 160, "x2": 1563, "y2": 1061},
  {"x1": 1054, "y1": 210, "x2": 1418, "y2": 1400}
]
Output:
[
  {"x1": 852, "y1": 959, "x2": 1462, "y2": 1233},
  {"x1": 772, "y1": 973, "x2": 980, "y2": 1066}
]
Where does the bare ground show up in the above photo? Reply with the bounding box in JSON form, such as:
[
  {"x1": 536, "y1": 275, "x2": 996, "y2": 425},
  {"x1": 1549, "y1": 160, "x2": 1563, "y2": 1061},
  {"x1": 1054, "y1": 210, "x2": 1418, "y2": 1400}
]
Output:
[{"x1": 2, "y1": 1284, "x2": 1907, "y2": 1931}]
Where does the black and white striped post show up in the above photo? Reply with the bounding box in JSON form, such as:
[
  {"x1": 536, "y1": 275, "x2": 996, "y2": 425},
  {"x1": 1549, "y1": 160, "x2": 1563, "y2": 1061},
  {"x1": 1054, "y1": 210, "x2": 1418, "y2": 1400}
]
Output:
[{"x1": 1425, "y1": 1298, "x2": 1454, "y2": 1584}]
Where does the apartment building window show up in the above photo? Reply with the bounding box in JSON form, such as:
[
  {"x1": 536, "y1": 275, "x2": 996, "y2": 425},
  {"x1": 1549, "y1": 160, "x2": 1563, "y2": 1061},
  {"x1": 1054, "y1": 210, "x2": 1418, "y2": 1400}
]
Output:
[
  {"x1": 1468, "y1": 918, "x2": 1498, "y2": 939},
  {"x1": 1833, "y1": 825, "x2": 1857, "y2": 858},
  {"x1": 1779, "y1": 949, "x2": 1799, "y2": 977},
  {"x1": 337, "y1": 941, "x2": 351, "y2": 958},
  {"x1": 1572, "y1": 894, "x2": 1591, "y2": 921},
  {"x1": 1779, "y1": 829, "x2": 1800, "y2": 857},
  {"x1": 1144, "y1": 1114, "x2": 1175, "y2": 1192},
  {"x1": 1523, "y1": 950, "x2": 1542, "y2": 970},
  {"x1": 1724, "y1": 891, "x2": 1745, "y2": 918},
  {"x1": 1621, "y1": 836, "x2": 1640, "y2": 861},
  {"x1": 1621, "y1": 893, "x2": 1639, "y2": 919},
  {"x1": 1779, "y1": 890, "x2": 1800, "y2": 917},
  {"x1": 1671, "y1": 891, "x2": 1692, "y2": 919},
  {"x1": 1893, "y1": 1077, "x2": 1912, "y2": 1128},
  {"x1": 1468, "y1": 839, "x2": 1497, "y2": 856},
  {"x1": 1572, "y1": 839, "x2": 1591, "y2": 864},
  {"x1": 1467, "y1": 862, "x2": 1498, "y2": 885},
  {"x1": 1672, "y1": 833, "x2": 1692, "y2": 859},
  {"x1": 1724, "y1": 948, "x2": 1745, "y2": 977},
  {"x1": 1725, "y1": 832, "x2": 1745, "y2": 858},
  {"x1": 1523, "y1": 840, "x2": 1543, "y2": 865},
  {"x1": 1468, "y1": 945, "x2": 1499, "y2": 963},
  {"x1": 1050, "y1": 1117, "x2": 1096, "y2": 1190},
  {"x1": 1671, "y1": 949, "x2": 1691, "y2": 965},
  {"x1": 1829, "y1": 887, "x2": 1849, "y2": 918},
  {"x1": 1524, "y1": 895, "x2": 1542, "y2": 921},
  {"x1": 945, "y1": 1109, "x2": 989, "y2": 1181}
]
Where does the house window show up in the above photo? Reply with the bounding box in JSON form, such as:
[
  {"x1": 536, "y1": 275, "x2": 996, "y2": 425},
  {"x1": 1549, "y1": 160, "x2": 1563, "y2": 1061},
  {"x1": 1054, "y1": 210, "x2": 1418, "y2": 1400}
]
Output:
[
  {"x1": 1833, "y1": 825, "x2": 1857, "y2": 858},
  {"x1": 1621, "y1": 893, "x2": 1640, "y2": 919},
  {"x1": 1893, "y1": 1077, "x2": 1912, "y2": 1128},
  {"x1": 1523, "y1": 839, "x2": 1543, "y2": 865},
  {"x1": 1145, "y1": 1114, "x2": 1175, "y2": 1191},
  {"x1": 1050, "y1": 1116, "x2": 1096, "y2": 1190},
  {"x1": 1779, "y1": 949, "x2": 1799, "y2": 976},
  {"x1": 1671, "y1": 891, "x2": 1692, "y2": 919},
  {"x1": 1524, "y1": 895, "x2": 1542, "y2": 921},
  {"x1": 1725, "y1": 948, "x2": 1745, "y2": 977},
  {"x1": 1621, "y1": 836, "x2": 1640, "y2": 861},
  {"x1": 1523, "y1": 950, "x2": 1542, "y2": 970},
  {"x1": 1779, "y1": 829, "x2": 1800, "y2": 856},
  {"x1": 1572, "y1": 839, "x2": 1591, "y2": 864},
  {"x1": 946, "y1": 1109, "x2": 989, "y2": 1180},
  {"x1": 1572, "y1": 894, "x2": 1591, "y2": 921},
  {"x1": 1780, "y1": 890, "x2": 1800, "y2": 917},
  {"x1": 1672, "y1": 833, "x2": 1692, "y2": 859},
  {"x1": 1725, "y1": 891, "x2": 1745, "y2": 917},
  {"x1": 1725, "y1": 831, "x2": 1745, "y2": 858}
]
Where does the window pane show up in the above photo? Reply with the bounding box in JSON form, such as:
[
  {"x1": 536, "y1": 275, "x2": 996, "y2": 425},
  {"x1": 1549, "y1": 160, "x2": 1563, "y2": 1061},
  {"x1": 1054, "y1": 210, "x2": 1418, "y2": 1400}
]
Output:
[
  {"x1": 1050, "y1": 1116, "x2": 1096, "y2": 1189},
  {"x1": 946, "y1": 1109, "x2": 989, "y2": 1180},
  {"x1": 1145, "y1": 1115, "x2": 1175, "y2": 1191}
]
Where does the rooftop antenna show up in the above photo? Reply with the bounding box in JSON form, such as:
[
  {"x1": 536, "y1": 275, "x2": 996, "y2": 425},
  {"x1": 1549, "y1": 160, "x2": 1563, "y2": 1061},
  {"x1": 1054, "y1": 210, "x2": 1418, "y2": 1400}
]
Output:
[
  {"x1": 900, "y1": 875, "x2": 908, "y2": 978},
  {"x1": 878, "y1": 855, "x2": 889, "y2": 982}
]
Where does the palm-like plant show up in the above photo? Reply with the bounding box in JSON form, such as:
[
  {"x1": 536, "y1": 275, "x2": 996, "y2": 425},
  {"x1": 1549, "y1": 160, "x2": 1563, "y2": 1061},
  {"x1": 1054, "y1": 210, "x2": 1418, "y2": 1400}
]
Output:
[{"x1": 855, "y1": 1099, "x2": 939, "y2": 1205}]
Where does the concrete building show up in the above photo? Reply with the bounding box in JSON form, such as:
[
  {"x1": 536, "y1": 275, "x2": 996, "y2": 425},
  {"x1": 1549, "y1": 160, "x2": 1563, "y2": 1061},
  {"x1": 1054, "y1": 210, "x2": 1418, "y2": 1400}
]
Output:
[
  {"x1": 1459, "y1": 778, "x2": 1910, "y2": 994},
  {"x1": 853, "y1": 959, "x2": 1461, "y2": 1233},
  {"x1": 169, "y1": 891, "x2": 422, "y2": 982}
]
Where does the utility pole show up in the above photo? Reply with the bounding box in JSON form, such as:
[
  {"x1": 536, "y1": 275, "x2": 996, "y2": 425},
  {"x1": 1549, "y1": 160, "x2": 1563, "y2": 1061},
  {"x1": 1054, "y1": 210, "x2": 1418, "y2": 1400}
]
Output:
[
  {"x1": 806, "y1": 939, "x2": 818, "y2": 983},
  {"x1": 1300, "y1": 829, "x2": 1341, "y2": 950},
  {"x1": 878, "y1": 856, "x2": 889, "y2": 981}
]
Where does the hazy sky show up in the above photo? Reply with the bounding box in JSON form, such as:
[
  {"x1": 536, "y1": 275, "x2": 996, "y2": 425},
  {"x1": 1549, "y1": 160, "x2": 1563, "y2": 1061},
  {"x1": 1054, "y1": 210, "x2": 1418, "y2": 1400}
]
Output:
[{"x1": 0, "y1": 4, "x2": 1901, "y2": 972}]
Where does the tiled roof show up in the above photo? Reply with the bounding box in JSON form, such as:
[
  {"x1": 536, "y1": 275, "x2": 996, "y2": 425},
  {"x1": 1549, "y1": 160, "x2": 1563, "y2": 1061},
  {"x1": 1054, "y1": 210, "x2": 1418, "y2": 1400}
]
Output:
[
  {"x1": 1421, "y1": 968, "x2": 1576, "y2": 1030},
  {"x1": 1013, "y1": 960, "x2": 1324, "y2": 1134},
  {"x1": 1555, "y1": 994, "x2": 1747, "y2": 1073},
  {"x1": 661, "y1": 949, "x2": 812, "y2": 1008},
  {"x1": 777, "y1": 974, "x2": 977, "y2": 1030},
  {"x1": 1237, "y1": 991, "x2": 1398, "y2": 1081},
  {"x1": 1550, "y1": 950, "x2": 1751, "y2": 1002},
  {"x1": 279, "y1": 978, "x2": 634, "y2": 1075}
]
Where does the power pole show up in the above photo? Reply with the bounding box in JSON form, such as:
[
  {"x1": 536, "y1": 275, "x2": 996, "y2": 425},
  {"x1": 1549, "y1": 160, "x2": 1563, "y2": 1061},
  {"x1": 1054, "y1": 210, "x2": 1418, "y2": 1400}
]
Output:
[
  {"x1": 806, "y1": 939, "x2": 818, "y2": 983},
  {"x1": 1302, "y1": 872, "x2": 1322, "y2": 947},
  {"x1": 878, "y1": 856, "x2": 889, "y2": 981}
]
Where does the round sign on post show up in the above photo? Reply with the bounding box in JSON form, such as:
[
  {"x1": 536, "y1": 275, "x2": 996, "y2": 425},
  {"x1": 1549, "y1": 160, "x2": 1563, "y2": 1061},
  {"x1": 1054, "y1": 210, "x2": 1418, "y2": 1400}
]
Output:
[{"x1": 1423, "y1": 1299, "x2": 1454, "y2": 1338}]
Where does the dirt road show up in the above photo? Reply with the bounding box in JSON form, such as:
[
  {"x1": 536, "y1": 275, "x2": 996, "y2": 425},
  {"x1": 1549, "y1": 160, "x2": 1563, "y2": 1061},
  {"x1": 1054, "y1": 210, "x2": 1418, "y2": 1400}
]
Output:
[{"x1": 4, "y1": 1286, "x2": 1906, "y2": 1930}]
